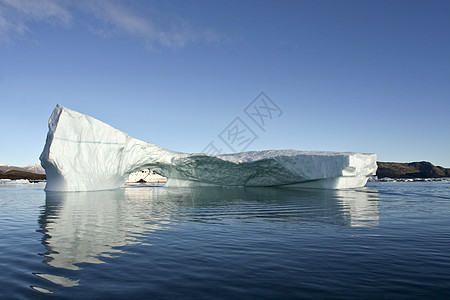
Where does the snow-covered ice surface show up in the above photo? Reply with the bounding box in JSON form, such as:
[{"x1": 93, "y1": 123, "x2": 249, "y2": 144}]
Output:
[
  {"x1": 0, "y1": 179, "x2": 46, "y2": 188},
  {"x1": 40, "y1": 105, "x2": 377, "y2": 191}
]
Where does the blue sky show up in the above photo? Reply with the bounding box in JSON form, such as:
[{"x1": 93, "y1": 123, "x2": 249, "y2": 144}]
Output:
[{"x1": 1, "y1": 0, "x2": 449, "y2": 167}]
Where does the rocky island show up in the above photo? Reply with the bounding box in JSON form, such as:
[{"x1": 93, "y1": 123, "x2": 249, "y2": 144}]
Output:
[
  {"x1": 376, "y1": 161, "x2": 450, "y2": 179},
  {"x1": 0, "y1": 163, "x2": 46, "y2": 181}
]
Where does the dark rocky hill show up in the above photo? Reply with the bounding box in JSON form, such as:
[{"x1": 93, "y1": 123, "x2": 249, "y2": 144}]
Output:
[
  {"x1": 377, "y1": 161, "x2": 450, "y2": 179},
  {"x1": 0, "y1": 170, "x2": 46, "y2": 181}
]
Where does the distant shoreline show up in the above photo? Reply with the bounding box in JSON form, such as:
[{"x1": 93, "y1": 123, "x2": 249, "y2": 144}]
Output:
[
  {"x1": 1, "y1": 161, "x2": 449, "y2": 182},
  {"x1": 0, "y1": 169, "x2": 46, "y2": 181},
  {"x1": 376, "y1": 161, "x2": 450, "y2": 179}
]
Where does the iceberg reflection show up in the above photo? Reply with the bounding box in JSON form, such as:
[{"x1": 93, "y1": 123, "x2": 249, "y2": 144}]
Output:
[
  {"x1": 164, "y1": 186, "x2": 379, "y2": 227},
  {"x1": 336, "y1": 188, "x2": 379, "y2": 227},
  {"x1": 39, "y1": 187, "x2": 172, "y2": 270},
  {"x1": 37, "y1": 186, "x2": 379, "y2": 274}
]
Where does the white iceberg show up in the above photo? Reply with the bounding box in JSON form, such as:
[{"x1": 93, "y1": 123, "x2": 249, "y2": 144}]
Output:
[{"x1": 40, "y1": 105, "x2": 377, "y2": 191}]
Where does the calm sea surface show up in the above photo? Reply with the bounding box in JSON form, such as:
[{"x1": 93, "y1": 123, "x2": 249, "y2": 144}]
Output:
[{"x1": 1, "y1": 180, "x2": 450, "y2": 299}]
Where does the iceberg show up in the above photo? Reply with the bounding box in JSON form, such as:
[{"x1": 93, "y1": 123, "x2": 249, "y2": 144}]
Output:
[{"x1": 40, "y1": 105, "x2": 377, "y2": 191}]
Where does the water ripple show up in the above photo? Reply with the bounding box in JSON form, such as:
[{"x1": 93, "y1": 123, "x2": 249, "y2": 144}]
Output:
[{"x1": 1, "y1": 182, "x2": 450, "y2": 298}]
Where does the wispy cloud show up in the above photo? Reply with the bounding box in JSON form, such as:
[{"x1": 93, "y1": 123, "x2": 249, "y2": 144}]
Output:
[
  {"x1": 0, "y1": 0, "x2": 224, "y2": 48},
  {"x1": 0, "y1": 0, "x2": 72, "y2": 42}
]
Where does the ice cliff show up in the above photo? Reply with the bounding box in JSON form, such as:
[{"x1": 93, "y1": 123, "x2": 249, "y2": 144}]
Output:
[{"x1": 40, "y1": 105, "x2": 377, "y2": 191}]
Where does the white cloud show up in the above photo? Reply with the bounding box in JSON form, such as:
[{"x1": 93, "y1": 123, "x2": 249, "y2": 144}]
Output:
[
  {"x1": 1, "y1": 0, "x2": 72, "y2": 24},
  {"x1": 0, "y1": 0, "x2": 72, "y2": 42},
  {"x1": 0, "y1": 0, "x2": 224, "y2": 48}
]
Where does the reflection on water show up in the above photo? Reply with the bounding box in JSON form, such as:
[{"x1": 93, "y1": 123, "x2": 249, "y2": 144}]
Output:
[
  {"x1": 336, "y1": 189, "x2": 379, "y2": 227},
  {"x1": 36, "y1": 186, "x2": 378, "y2": 289},
  {"x1": 38, "y1": 187, "x2": 172, "y2": 270},
  {"x1": 164, "y1": 186, "x2": 379, "y2": 227}
]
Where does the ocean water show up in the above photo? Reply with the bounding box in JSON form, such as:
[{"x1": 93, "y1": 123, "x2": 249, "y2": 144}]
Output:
[{"x1": 1, "y1": 180, "x2": 450, "y2": 299}]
